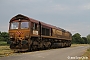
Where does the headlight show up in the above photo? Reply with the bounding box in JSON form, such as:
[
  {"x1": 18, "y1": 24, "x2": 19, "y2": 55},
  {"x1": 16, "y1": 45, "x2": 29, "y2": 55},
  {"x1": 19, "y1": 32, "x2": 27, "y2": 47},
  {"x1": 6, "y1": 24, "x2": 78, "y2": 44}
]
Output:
[
  {"x1": 10, "y1": 35, "x2": 15, "y2": 41},
  {"x1": 10, "y1": 36, "x2": 13, "y2": 38}
]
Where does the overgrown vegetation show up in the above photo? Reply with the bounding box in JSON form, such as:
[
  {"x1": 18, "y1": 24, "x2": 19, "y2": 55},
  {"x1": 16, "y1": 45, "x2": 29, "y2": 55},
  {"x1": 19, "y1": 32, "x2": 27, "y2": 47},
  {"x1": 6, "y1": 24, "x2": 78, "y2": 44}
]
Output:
[
  {"x1": 0, "y1": 46, "x2": 13, "y2": 57},
  {"x1": 82, "y1": 47, "x2": 90, "y2": 60},
  {"x1": 72, "y1": 33, "x2": 90, "y2": 44},
  {"x1": 0, "y1": 41, "x2": 8, "y2": 46},
  {"x1": 0, "y1": 32, "x2": 11, "y2": 57},
  {"x1": 0, "y1": 31, "x2": 9, "y2": 42},
  {"x1": 0, "y1": 31, "x2": 9, "y2": 46}
]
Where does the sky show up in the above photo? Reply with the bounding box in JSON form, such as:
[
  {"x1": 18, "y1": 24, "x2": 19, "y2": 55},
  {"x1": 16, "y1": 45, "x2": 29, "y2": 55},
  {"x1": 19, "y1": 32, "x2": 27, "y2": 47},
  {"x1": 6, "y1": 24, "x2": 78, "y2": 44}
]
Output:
[{"x1": 0, "y1": 0, "x2": 90, "y2": 37}]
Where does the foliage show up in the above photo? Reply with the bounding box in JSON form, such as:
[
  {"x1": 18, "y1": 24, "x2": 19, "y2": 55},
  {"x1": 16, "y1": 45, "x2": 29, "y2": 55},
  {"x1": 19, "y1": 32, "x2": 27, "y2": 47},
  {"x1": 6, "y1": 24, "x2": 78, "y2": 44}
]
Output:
[
  {"x1": 72, "y1": 33, "x2": 89, "y2": 44},
  {"x1": 87, "y1": 34, "x2": 90, "y2": 44},
  {"x1": 72, "y1": 33, "x2": 84, "y2": 44},
  {"x1": 0, "y1": 41, "x2": 8, "y2": 46},
  {"x1": 0, "y1": 31, "x2": 9, "y2": 41},
  {"x1": 82, "y1": 37, "x2": 88, "y2": 44}
]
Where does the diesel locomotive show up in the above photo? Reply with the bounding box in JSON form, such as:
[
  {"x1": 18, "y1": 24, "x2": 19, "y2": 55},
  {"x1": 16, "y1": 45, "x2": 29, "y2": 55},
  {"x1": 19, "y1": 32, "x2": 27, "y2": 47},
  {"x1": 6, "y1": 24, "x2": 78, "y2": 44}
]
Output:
[{"x1": 8, "y1": 14, "x2": 72, "y2": 51}]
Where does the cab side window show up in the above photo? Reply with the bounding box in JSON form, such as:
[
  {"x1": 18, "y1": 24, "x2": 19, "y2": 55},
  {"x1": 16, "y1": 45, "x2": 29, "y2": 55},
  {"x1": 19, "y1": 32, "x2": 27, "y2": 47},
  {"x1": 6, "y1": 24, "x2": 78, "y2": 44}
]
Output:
[{"x1": 33, "y1": 23, "x2": 38, "y2": 30}]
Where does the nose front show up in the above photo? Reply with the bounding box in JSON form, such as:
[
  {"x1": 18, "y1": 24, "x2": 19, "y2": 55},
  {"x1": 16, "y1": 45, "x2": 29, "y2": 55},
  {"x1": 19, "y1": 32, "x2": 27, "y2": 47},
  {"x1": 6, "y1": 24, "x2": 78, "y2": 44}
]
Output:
[{"x1": 18, "y1": 37, "x2": 24, "y2": 40}]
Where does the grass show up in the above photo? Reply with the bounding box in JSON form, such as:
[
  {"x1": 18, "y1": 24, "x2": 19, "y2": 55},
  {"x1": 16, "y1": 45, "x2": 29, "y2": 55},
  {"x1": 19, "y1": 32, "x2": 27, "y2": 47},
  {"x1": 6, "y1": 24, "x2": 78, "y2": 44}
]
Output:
[
  {"x1": 0, "y1": 41, "x2": 9, "y2": 46},
  {"x1": 0, "y1": 41, "x2": 14, "y2": 57},
  {"x1": 0, "y1": 46, "x2": 14, "y2": 57},
  {"x1": 82, "y1": 47, "x2": 90, "y2": 60},
  {"x1": 71, "y1": 44, "x2": 89, "y2": 47}
]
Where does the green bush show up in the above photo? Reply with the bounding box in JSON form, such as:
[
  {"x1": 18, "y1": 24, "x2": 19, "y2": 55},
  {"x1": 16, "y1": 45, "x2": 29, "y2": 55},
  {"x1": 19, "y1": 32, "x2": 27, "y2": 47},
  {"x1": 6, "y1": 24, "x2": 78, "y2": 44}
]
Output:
[
  {"x1": 0, "y1": 32, "x2": 9, "y2": 41},
  {"x1": 0, "y1": 41, "x2": 9, "y2": 46}
]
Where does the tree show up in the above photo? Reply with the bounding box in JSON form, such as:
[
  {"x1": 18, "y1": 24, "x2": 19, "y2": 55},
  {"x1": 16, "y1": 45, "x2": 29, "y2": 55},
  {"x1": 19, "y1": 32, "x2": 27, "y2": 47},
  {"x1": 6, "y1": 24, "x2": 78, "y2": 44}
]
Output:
[
  {"x1": 0, "y1": 32, "x2": 9, "y2": 41},
  {"x1": 87, "y1": 34, "x2": 90, "y2": 44},
  {"x1": 72, "y1": 33, "x2": 84, "y2": 44},
  {"x1": 82, "y1": 37, "x2": 88, "y2": 44}
]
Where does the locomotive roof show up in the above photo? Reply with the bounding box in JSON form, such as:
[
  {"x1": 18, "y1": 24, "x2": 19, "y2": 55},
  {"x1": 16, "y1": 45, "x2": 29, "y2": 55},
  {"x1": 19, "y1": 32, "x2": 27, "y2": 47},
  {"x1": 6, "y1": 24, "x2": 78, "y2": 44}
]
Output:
[{"x1": 10, "y1": 14, "x2": 70, "y2": 32}]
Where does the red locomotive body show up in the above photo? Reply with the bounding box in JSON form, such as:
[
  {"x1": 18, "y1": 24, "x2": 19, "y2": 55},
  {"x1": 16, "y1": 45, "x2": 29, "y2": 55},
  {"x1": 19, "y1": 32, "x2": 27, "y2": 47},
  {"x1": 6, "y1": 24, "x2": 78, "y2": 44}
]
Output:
[{"x1": 8, "y1": 14, "x2": 72, "y2": 51}]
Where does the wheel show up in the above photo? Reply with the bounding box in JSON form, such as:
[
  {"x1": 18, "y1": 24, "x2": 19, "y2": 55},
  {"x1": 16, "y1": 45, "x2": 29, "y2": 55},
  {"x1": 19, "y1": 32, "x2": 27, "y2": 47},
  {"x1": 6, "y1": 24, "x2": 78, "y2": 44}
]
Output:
[{"x1": 61, "y1": 43, "x2": 64, "y2": 47}]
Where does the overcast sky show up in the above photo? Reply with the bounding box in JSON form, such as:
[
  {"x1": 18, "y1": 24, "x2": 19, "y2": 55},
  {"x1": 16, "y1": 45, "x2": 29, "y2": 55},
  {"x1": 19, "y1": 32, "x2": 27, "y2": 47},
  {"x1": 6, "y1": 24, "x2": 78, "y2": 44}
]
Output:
[{"x1": 0, "y1": 0, "x2": 90, "y2": 37}]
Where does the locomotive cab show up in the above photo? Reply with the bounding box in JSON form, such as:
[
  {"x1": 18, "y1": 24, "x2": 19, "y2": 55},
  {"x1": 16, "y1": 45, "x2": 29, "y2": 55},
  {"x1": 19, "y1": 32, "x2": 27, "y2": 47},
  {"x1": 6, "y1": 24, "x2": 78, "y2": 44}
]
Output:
[
  {"x1": 9, "y1": 20, "x2": 30, "y2": 40},
  {"x1": 9, "y1": 14, "x2": 31, "y2": 51}
]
